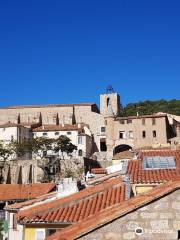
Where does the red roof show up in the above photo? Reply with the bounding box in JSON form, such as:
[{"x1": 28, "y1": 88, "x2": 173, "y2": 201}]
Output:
[
  {"x1": 33, "y1": 124, "x2": 84, "y2": 132},
  {"x1": 91, "y1": 168, "x2": 107, "y2": 174},
  {"x1": 127, "y1": 150, "x2": 180, "y2": 183},
  {"x1": 0, "y1": 183, "x2": 56, "y2": 201},
  {"x1": 18, "y1": 177, "x2": 125, "y2": 224},
  {"x1": 46, "y1": 180, "x2": 180, "y2": 240}
]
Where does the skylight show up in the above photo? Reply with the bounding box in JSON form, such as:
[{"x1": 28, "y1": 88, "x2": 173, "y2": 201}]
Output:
[{"x1": 143, "y1": 156, "x2": 176, "y2": 170}]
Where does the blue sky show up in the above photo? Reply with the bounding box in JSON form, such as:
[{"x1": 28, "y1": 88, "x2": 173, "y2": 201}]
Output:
[{"x1": 0, "y1": 0, "x2": 180, "y2": 107}]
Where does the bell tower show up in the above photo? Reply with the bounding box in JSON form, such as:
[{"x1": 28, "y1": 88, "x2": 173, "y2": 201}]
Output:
[{"x1": 100, "y1": 85, "x2": 121, "y2": 117}]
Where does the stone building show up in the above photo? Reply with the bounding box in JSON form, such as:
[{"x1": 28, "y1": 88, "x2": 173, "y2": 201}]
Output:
[
  {"x1": 90, "y1": 149, "x2": 180, "y2": 195},
  {"x1": 45, "y1": 180, "x2": 180, "y2": 240},
  {"x1": 0, "y1": 90, "x2": 178, "y2": 161}
]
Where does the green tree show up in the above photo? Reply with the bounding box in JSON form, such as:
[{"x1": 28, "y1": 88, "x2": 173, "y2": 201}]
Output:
[
  {"x1": 0, "y1": 141, "x2": 13, "y2": 183},
  {"x1": 10, "y1": 139, "x2": 30, "y2": 158},
  {"x1": 124, "y1": 99, "x2": 180, "y2": 116},
  {"x1": 30, "y1": 137, "x2": 54, "y2": 159},
  {"x1": 54, "y1": 135, "x2": 77, "y2": 159},
  {"x1": 0, "y1": 141, "x2": 13, "y2": 163}
]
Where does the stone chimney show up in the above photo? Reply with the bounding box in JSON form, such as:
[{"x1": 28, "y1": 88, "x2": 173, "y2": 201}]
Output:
[
  {"x1": 57, "y1": 178, "x2": 78, "y2": 198},
  {"x1": 123, "y1": 175, "x2": 132, "y2": 200}
]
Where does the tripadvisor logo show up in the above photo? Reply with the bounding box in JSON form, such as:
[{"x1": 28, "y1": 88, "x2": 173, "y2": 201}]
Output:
[{"x1": 135, "y1": 227, "x2": 144, "y2": 236}]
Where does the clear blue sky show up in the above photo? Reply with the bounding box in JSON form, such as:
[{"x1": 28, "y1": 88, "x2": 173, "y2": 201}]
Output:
[{"x1": 0, "y1": 0, "x2": 180, "y2": 107}]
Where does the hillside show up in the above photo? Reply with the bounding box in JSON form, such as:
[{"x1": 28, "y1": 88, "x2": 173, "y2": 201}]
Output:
[{"x1": 123, "y1": 99, "x2": 180, "y2": 116}]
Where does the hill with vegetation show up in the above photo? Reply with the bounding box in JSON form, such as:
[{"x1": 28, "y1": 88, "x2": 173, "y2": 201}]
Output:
[{"x1": 123, "y1": 99, "x2": 180, "y2": 116}]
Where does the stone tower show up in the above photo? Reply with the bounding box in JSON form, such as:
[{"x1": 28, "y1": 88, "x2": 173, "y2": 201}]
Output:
[{"x1": 100, "y1": 86, "x2": 121, "y2": 117}]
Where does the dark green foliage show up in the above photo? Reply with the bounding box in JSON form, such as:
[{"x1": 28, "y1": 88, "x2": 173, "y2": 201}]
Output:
[
  {"x1": 54, "y1": 135, "x2": 77, "y2": 158},
  {"x1": 10, "y1": 139, "x2": 31, "y2": 158},
  {"x1": 30, "y1": 137, "x2": 54, "y2": 159},
  {"x1": 123, "y1": 99, "x2": 180, "y2": 116},
  {"x1": 0, "y1": 141, "x2": 12, "y2": 162}
]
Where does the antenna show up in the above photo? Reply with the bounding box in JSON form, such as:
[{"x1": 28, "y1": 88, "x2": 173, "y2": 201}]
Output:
[{"x1": 106, "y1": 85, "x2": 115, "y2": 94}]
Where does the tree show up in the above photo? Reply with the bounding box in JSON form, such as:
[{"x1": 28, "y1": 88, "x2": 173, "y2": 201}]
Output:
[
  {"x1": 10, "y1": 140, "x2": 30, "y2": 159},
  {"x1": 54, "y1": 135, "x2": 77, "y2": 159},
  {"x1": 0, "y1": 141, "x2": 13, "y2": 163},
  {"x1": 0, "y1": 141, "x2": 13, "y2": 183},
  {"x1": 123, "y1": 99, "x2": 180, "y2": 116},
  {"x1": 30, "y1": 137, "x2": 54, "y2": 159}
]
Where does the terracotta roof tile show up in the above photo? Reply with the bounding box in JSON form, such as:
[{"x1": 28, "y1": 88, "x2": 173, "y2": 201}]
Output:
[
  {"x1": 128, "y1": 150, "x2": 180, "y2": 184},
  {"x1": 91, "y1": 168, "x2": 107, "y2": 174},
  {"x1": 46, "y1": 180, "x2": 180, "y2": 240},
  {"x1": 0, "y1": 183, "x2": 56, "y2": 201},
  {"x1": 18, "y1": 177, "x2": 125, "y2": 225},
  {"x1": 33, "y1": 124, "x2": 85, "y2": 132}
]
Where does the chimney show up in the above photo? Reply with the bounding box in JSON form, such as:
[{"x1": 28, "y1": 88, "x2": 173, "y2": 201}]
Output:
[
  {"x1": 57, "y1": 178, "x2": 78, "y2": 197},
  {"x1": 123, "y1": 175, "x2": 132, "y2": 200},
  {"x1": 78, "y1": 123, "x2": 81, "y2": 128}
]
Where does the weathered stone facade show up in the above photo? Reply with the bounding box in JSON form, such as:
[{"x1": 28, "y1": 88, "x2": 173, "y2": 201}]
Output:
[
  {"x1": 0, "y1": 92, "x2": 177, "y2": 159},
  {"x1": 3, "y1": 159, "x2": 44, "y2": 184},
  {"x1": 79, "y1": 189, "x2": 180, "y2": 240}
]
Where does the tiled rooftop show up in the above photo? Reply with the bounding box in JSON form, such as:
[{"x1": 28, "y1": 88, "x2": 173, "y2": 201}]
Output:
[
  {"x1": 91, "y1": 150, "x2": 180, "y2": 184},
  {"x1": 91, "y1": 168, "x2": 107, "y2": 174},
  {"x1": 113, "y1": 150, "x2": 135, "y2": 160},
  {"x1": 115, "y1": 113, "x2": 167, "y2": 120},
  {"x1": 18, "y1": 177, "x2": 125, "y2": 224},
  {"x1": 0, "y1": 183, "x2": 56, "y2": 201},
  {"x1": 33, "y1": 124, "x2": 85, "y2": 132},
  {"x1": 127, "y1": 150, "x2": 180, "y2": 183},
  {"x1": 46, "y1": 180, "x2": 180, "y2": 240}
]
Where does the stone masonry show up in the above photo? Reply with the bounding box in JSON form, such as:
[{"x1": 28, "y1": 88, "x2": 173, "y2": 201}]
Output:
[{"x1": 79, "y1": 189, "x2": 180, "y2": 240}]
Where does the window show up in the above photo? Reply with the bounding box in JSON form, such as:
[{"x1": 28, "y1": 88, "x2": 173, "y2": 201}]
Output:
[
  {"x1": 67, "y1": 131, "x2": 71, "y2": 135},
  {"x1": 119, "y1": 131, "x2": 125, "y2": 139},
  {"x1": 120, "y1": 120, "x2": 125, "y2": 124},
  {"x1": 36, "y1": 229, "x2": 45, "y2": 240},
  {"x1": 101, "y1": 127, "x2": 106, "y2": 133},
  {"x1": 152, "y1": 118, "x2": 156, "y2": 125},
  {"x1": 43, "y1": 151, "x2": 47, "y2": 157},
  {"x1": 153, "y1": 130, "x2": 156, "y2": 138},
  {"x1": 78, "y1": 136, "x2": 82, "y2": 144},
  {"x1": 13, "y1": 213, "x2": 17, "y2": 230},
  {"x1": 46, "y1": 229, "x2": 56, "y2": 237},
  {"x1": 107, "y1": 97, "x2": 110, "y2": 107},
  {"x1": 127, "y1": 119, "x2": 132, "y2": 124},
  {"x1": 78, "y1": 149, "x2": 83, "y2": 156},
  {"x1": 129, "y1": 131, "x2": 134, "y2": 139},
  {"x1": 142, "y1": 131, "x2": 146, "y2": 138},
  {"x1": 43, "y1": 132, "x2": 47, "y2": 136},
  {"x1": 143, "y1": 156, "x2": 176, "y2": 170},
  {"x1": 178, "y1": 230, "x2": 180, "y2": 239},
  {"x1": 100, "y1": 138, "x2": 107, "y2": 152},
  {"x1": 55, "y1": 132, "x2": 59, "y2": 136},
  {"x1": 142, "y1": 119, "x2": 145, "y2": 125}
]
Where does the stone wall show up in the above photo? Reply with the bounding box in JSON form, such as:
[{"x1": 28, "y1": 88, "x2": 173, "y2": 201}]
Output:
[
  {"x1": 79, "y1": 189, "x2": 180, "y2": 240},
  {"x1": 3, "y1": 159, "x2": 44, "y2": 184}
]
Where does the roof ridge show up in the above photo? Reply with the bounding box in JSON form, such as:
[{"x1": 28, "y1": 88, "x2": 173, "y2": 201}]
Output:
[
  {"x1": 45, "y1": 180, "x2": 180, "y2": 240},
  {"x1": 17, "y1": 177, "x2": 123, "y2": 221}
]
